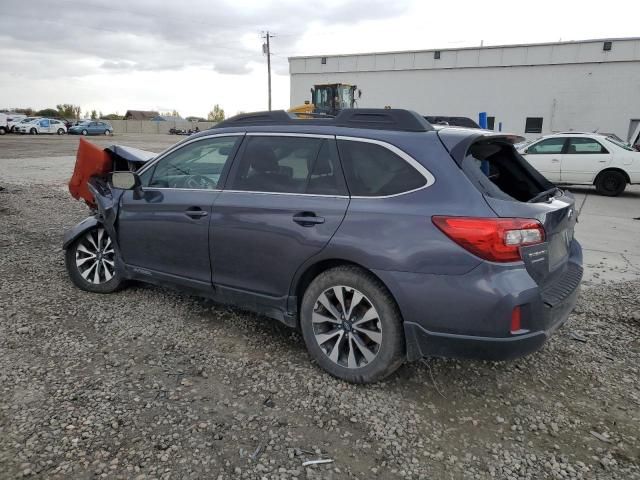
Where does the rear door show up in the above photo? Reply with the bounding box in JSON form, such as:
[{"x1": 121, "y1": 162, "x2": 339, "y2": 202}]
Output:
[
  {"x1": 522, "y1": 137, "x2": 567, "y2": 182},
  {"x1": 561, "y1": 136, "x2": 611, "y2": 183},
  {"x1": 211, "y1": 133, "x2": 349, "y2": 298}
]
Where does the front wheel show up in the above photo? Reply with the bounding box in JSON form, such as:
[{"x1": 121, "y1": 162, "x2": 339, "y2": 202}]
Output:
[
  {"x1": 65, "y1": 226, "x2": 123, "y2": 293},
  {"x1": 104, "y1": 129, "x2": 112, "y2": 136},
  {"x1": 30, "y1": 128, "x2": 37, "y2": 135},
  {"x1": 300, "y1": 266, "x2": 405, "y2": 383},
  {"x1": 595, "y1": 170, "x2": 626, "y2": 196},
  {"x1": 81, "y1": 129, "x2": 88, "y2": 136}
]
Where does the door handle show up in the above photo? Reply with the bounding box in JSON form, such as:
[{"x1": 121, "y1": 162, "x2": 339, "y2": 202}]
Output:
[
  {"x1": 551, "y1": 159, "x2": 560, "y2": 163},
  {"x1": 293, "y1": 212, "x2": 325, "y2": 226},
  {"x1": 184, "y1": 207, "x2": 208, "y2": 219}
]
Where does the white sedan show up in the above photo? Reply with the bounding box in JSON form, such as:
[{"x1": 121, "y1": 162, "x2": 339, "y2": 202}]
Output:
[
  {"x1": 519, "y1": 133, "x2": 640, "y2": 196},
  {"x1": 18, "y1": 118, "x2": 67, "y2": 135}
]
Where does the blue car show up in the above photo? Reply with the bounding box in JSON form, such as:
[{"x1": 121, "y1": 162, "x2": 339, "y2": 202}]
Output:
[
  {"x1": 68, "y1": 120, "x2": 113, "y2": 136},
  {"x1": 63, "y1": 109, "x2": 582, "y2": 383}
]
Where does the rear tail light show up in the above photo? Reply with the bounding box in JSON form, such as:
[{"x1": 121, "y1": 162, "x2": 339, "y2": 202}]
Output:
[{"x1": 432, "y1": 216, "x2": 545, "y2": 262}]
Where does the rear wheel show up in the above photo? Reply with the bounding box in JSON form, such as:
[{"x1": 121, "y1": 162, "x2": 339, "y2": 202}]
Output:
[
  {"x1": 595, "y1": 170, "x2": 626, "y2": 196},
  {"x1": 57, "y1": 128, "x2": 65, "y2": 135},
  {"x1": 300, "y1": 266, "x2": 405, "y2": 383},
  {"x1": 30, "y1": 128, "x2": 37, "y2": 135},
  {"x1": 65, "y1": 226, "x2": 123, "y2": 293}
]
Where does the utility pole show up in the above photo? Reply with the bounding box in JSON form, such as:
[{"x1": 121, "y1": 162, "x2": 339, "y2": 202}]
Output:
[{"x1": 263, "y1": 31, "x2": 273, "y2": 111}]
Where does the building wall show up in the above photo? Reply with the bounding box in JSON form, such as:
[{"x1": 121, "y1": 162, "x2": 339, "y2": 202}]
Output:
[
  {"x1": 289, "y1": 39, "x2": 640, "y2": 140},
  {"x1": 108, "y1": 120, "x2": 217, "y2": 134}
]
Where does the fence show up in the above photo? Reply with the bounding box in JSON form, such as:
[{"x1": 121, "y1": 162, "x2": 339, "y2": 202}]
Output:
[{"x1": 109, "y1": 120, "x2": 217, "y2": 134}]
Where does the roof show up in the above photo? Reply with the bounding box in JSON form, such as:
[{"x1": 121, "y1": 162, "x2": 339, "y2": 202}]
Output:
[
  {"x1": 124, "y1": 110, "x2": 159, "y2": 120},
  {"x1": 289, "y1": 37, "x2": 640, "y2": 74}
]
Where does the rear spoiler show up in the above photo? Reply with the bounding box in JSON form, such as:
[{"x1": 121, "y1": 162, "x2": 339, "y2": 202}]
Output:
[{"x1": 437, "y1": 128, "x2": 525, "y2": 166}]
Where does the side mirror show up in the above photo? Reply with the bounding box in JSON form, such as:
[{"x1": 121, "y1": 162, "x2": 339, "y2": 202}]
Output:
[{"x1": 110, "y1": 171, "x2": 141, "y2": 190}]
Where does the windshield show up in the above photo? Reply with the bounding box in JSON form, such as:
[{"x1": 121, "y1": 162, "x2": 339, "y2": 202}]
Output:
[{"x1": 605, "y1": 136, "x2": 634, "y2": 151}]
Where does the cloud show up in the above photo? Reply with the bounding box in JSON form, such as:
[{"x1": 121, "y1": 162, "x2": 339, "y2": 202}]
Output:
[{"x1": 0, "y1": 0, "x2": 404, "y2": 78}]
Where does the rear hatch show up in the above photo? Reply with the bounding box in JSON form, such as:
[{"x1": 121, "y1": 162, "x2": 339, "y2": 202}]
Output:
[{"x1": 437, "y1": 129, "x2": 580, "y2": 294}]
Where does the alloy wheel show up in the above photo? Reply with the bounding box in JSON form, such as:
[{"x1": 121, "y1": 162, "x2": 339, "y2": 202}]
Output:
[
  {"x1": 312, "y1": 285, "x2": 382, "y2": 369},
  {"x1": 75, "y1": 228, "x2": 115, "y2": 284}
]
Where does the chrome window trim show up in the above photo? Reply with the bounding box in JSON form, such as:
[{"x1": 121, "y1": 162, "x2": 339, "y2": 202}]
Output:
[
  {"x1": 246, "y1": 132, "x2": 335, "y2": 139},
  {"x1": 336, "y1": 135, "x2": 435, "y2": 199},
  {"x1": 222, "y1": 189, "x2": 349, "y2": 199}
]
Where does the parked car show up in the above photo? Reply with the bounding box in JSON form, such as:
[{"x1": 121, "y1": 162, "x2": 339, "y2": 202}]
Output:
[
  {"x1": 11, "y1": 117, "x2": 40, "y2": 133},
  {"x1": 17, "y1": 118, "x2": 67, "y2": 135},
  {"x1": 68, "y1": 121, "x2": 113, "y2": 136},
  {"x1": 519, "y1": 132, "x2": 640, "y2": 196},
  {"x1": 63, "y1": 109, "x2": 582, "y2": 383},
  {"x1": 4, "y1": 113, "x2": 27, "y2": 133}
]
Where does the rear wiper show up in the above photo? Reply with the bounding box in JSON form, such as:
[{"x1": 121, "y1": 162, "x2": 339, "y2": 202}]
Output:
[{"x1": 527, "y1": 187, "x2": 561, "y2": 203}]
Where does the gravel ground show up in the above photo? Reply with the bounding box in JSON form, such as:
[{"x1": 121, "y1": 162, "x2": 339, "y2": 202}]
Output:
[{"x1": 0, "y1": 184, "x2": 639, "y2": 480}]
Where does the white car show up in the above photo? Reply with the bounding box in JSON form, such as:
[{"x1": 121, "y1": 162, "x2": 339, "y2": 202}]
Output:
[
  {"x1": 519, "y1": 133, "x2": 640, "y2": 196},
  {"x1": 18, "y1": 118, "x2": 67, "y2": 135}
]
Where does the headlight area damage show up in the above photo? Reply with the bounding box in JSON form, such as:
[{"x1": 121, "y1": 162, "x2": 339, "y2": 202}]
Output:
[{"x1": 68, "y1": 137, "x2": 155, "y2": 209}]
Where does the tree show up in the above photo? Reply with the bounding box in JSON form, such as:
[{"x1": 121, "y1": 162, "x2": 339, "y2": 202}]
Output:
[
  {"x1": 102, "y1": 113, "x2": 122, "y2": 120},
  {"x1": 36, "y1": 108, "x2": 59, "y2": 118},
  {"x1": 56, "y1": 104, "x2": 81, "y2": 118},
  {"x1": 207, "y1": 104, "x2": 225, "y2": 122},
  {"x1": 90, "y1": 110, "x2": 97, "y2": 119}
]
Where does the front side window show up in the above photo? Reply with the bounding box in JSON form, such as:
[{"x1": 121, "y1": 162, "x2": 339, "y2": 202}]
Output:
[
  {"x1": 228, "y1": 136, "x2": 347, "y2": 195},
  {"x1": 40, "y1": 119, "x2": 50, "y2": 127},
  {"x1": 567, "y1": 137, "x2": 608, "y2": 154},
  {"x1": 337, "y1": 140, "x2": 427, "y2": 196},
  {"x1": 527, "y1": 137, "x2": 566, "y2": 154},
  {"x1": 146, "y1": 136, "x2": 241, "y2": 189}
]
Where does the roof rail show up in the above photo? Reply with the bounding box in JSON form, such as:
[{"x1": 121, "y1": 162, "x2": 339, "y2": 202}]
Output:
[{"x1": 213, "y1": 108, "x2": 434, "y2": 132}]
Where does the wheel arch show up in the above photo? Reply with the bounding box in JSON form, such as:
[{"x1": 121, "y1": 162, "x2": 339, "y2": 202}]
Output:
[
  {"x1": 594, "y1": 167, "x2": 631, "y2": 185},
  {"x1": 291, "y1": 258, "x2": 402, "y2": 323},
  {"x1": 62, "y1": 216, "x2": 102, "y2": 250}
]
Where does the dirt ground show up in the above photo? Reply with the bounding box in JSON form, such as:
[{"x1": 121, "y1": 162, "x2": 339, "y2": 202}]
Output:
[{"x1": 0, "y1": 134, "x2": 639, "y2": 479}]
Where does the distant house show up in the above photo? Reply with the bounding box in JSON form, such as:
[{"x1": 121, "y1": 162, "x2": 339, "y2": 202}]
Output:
[
  {"x1": 123, "y1": 110, "x2": 159, "y2": 120},
  {"x1": 151, "y1": 115, "x2": 182, "y2": 122}
]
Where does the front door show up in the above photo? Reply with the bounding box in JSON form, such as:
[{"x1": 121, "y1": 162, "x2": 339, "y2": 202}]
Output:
[
  {"x1": 523, "y1": 137, "x2": 567, "y2": 182},
  {"x1": 39, "y1": 119, "x2": 52, "y2": 133},
  {"x1": 561, "y1": 137, "x2": 612, "y2": 184},
  {"x1": 212, "y1": 134, "x2": 349, "y2": 298},
  {"x1": 116, "y1": 134, "x2": 243, "y2": 285}
]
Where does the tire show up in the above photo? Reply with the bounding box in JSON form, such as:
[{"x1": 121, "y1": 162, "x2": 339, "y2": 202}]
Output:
[
  {"x1": 57, "y1": 128, "x2": 65, "y2": 135},
  {"x1": 300, "y1": 266, "x2": 405, "y2": 383},
  {"x1": 30, "y1": 128, "x2": 37, "y2": 135},
  {"x1": 65, "y1": 226, "x2": 123, "y2": 294},
  {"x1": 0, "y1": 127, "x2": 6, "y2": 135},
  {"x1": 595, "y1": 170, "x2": 626, "y2": 196},
  {"x1": 81, "y1": 129, "x2": 88, "y2": 136},
  {"x1": 104, "y1": 129, "x2": 112, "y2": 136}
]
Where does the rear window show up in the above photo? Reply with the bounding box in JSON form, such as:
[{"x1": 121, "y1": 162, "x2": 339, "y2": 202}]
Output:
[
  {"x1": 337, "y1": 140, "x2": 426, "y2": 196},
  {"x1": 462, "y1": 140, "x2": 552, "y2": 202}
]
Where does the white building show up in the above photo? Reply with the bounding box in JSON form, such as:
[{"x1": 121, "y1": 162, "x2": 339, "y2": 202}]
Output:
[{"x1": 289, "y1": 38, "x2": 640, "y2": 142}]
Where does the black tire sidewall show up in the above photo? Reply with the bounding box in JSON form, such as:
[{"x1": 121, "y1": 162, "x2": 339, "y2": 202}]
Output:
[
  {"x1": 596, "y1": 171, "x2": 626, "y2": 196},
  {"x1": 65, "y1": 229, "x2": 123, "y2": 294},
  {"x1": 300, "y1": 266, "x2": 405, "y2": 383}
]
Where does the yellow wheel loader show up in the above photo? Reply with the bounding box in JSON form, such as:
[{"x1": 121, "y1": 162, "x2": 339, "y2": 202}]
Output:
[{"x1": 289, "y1": 83, "x2": 361, "y2": 116}]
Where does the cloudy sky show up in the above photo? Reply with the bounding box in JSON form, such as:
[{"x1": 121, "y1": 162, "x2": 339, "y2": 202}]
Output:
[{"x1": 0, "y1": 0, "x2": 637, "y2": 118}]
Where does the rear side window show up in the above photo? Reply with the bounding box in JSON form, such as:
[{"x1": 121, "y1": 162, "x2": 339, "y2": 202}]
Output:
[
  {"x1": 527, "y1": 138, "x2": 566, "y2": 154},
  {"x1": 337, "y1": 140, "x2": 426, "y2": 196},
  {"x1": 228, "y1": 136, "x2": 347, "y2": 195},
  {"x1": 567, "y1": 137, "x2": 608, "y2": 154}
]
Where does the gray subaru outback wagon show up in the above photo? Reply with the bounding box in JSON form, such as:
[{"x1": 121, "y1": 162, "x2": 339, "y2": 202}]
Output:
[{"x1": 63, "y1": 109, "x2": 582, "y2": 383}]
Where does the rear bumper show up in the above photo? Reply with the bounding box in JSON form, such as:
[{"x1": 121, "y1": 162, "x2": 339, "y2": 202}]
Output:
[
  {"x1": 374, "y1": 240, "x2": 583, "y2": 362},
  {"x1": 403, "y1": 279, "x2": 579, "y2": 361}
]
